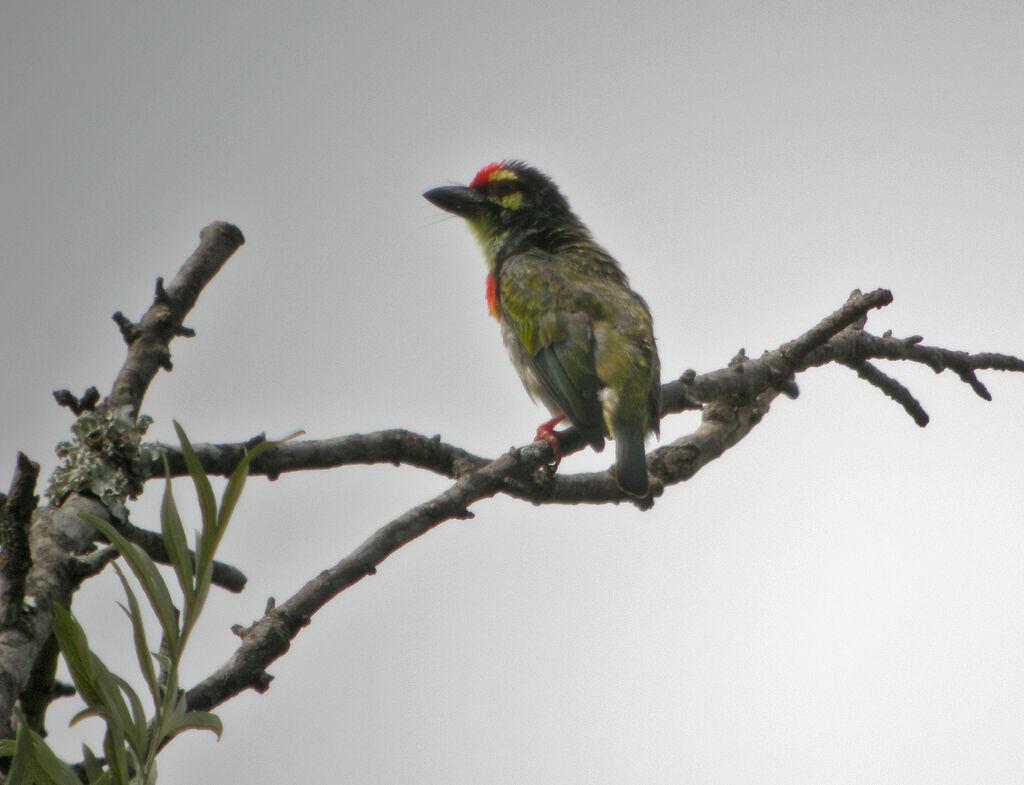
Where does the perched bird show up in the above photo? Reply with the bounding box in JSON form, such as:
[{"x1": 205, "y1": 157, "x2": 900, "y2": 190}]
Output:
[{"x1": 424, "y1": 161, "x2": 660, "y2": 496}]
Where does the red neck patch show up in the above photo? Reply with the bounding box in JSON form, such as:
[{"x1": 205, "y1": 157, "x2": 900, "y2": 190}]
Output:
[
  {"x1": 485, "y1": 273, "x2": 499, "y2": 318},
  {"x1": 471, "y1": 161, "x2": 506, "y2": 189}
]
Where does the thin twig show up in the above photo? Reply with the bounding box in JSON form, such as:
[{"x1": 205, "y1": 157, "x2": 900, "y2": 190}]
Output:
[{"x1": 838, "y1": 359, "x2": 930, "y2": 426}]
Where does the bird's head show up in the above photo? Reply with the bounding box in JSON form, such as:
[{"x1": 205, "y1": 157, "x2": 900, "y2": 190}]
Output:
[{"x1": 424, "y1": 160, "x2": 586, "y2": 263}]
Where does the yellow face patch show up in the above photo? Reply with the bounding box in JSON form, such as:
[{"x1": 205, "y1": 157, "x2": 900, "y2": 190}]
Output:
[{"x1": 492, "y1": 191, "x2": 522, "y2": 209}]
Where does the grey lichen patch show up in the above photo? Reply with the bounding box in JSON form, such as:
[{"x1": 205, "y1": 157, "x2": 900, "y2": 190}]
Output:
[{"x1": 47, "y1": 406, "x2": 159, "y2": 520}]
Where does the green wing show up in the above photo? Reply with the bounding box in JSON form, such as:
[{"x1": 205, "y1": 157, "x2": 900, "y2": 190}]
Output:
[{"x1": 499, "y1": 252, "x2": 605, "y2": 443}]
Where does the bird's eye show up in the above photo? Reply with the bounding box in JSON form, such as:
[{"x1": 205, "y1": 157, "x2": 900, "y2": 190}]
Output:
[{"x1": 491, "y1": 180, "x2": 518, "y2": 197}]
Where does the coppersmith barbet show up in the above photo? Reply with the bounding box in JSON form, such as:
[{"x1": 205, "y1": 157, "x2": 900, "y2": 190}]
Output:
[{"x1": 424, "y1": 161, "x2": 660, "y2": 496}]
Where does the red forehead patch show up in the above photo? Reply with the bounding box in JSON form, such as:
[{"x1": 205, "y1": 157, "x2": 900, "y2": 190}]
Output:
[{"x1": 470, "y1": 161, "x2": 505, "y2": 189}]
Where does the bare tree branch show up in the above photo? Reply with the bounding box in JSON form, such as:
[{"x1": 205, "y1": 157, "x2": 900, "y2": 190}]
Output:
[
  {"x1": 141, "y1": 430, "x2": 490, "y2": 484},
  {"x1": 105, "y1": 221, "x2": 245, "y2": 415},
  {"x1": 0, "y1": 453, "x2": 40, "y2": 628},
  {"x1": 182, "y1": 286, "x2": 1024, "y2": 714},
  {"x1": 0, "y1": 494, "x2": 109, "y2": 740},
  {"x1": 150, "y1": 288, "x2": 1018, "y2": 494}
]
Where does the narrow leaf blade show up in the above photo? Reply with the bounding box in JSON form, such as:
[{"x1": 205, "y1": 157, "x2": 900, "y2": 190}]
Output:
[
  {"x1": 112, "y1": 674, "x2": 150, "y2": 762},
  {"x1": 5, "y1": 712, "x2": 31, "y2": 785},
  {"x1": 82, "y1": 744, "x2": 104, "y2": 782},
  {"x1": 216, "y1": 431, "x2": 302, "y2": 538},
  {"x1": 112, "y1": 564, "x2": 159, "y2": 700},
  {"x1": 160, "y1": 461, "x2": 195, "y2": 609},
  {"x1": 51, "y1": 602, "x2": 102, "y2": 707},
  {"x1": 81, "y1": 512, "x2": 181, "y2": 656},
  {"x1": 28, "y1": 729, "x2": 83, "y2": 785},
  {"x1": 174, "y1": 420, "x2": 217, "y2": 528}
]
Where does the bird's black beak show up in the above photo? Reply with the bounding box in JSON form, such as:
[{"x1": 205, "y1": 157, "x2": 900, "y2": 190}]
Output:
[{"x1": 423, "y1": 185, "x2": 490, "y2": 218}]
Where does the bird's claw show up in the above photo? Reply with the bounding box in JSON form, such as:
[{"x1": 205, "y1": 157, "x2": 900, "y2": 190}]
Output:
[{"x1": 534, "y1": 415, "x2": 565, "y2": 471}]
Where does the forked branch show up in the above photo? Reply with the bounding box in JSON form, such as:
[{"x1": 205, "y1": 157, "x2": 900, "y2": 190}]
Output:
[
  {"x1": 183, "y1": 287, "x2": 1024, "y2": 712},
  {"x1": 0, "y1": 223, "x2": 245, "y2": 742}
]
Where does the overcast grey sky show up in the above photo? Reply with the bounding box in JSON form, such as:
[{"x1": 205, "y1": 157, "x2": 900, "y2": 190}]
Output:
[{"x1": 4, "y1": 1, "x2": 1024, "y2": 782}]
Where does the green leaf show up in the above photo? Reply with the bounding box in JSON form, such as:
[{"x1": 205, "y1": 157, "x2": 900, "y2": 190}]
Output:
[
  {"x1": 5, "y1": 711, "x2": 31, "y2": 785},
  {"x1": 216, "y1": 435, "x2": 278, "y2": 529},
  {"x1": 112, "y1": 674, "x2": 149, "y2": 763},
  {"x1": 102, "y1": 726, "x2": 128, "y2": 785},
  {"x1": 217, "y1": 430, "x2": 302, "y2": 537},
  {"x1": 161, "y1": 708, "x2": 223, "y2": 744},
  {"x1": 174, "y1": 422, "x2": 220, "y2": 630},
  {"x1": 90, "y1": 656, "x2": 132, "y2": 747},
  {"x1": 153, "y1": 689, "x2": 185, "y2": 746},
  {"x1": 80, "y1": 512, "x2": 181, "y2": 658},
  {"x1": 54, "y1": 600, "x2": 142, "y2": 781},
  {"x1": 27, "y1": 729, "x2": 83, "y2": 785},
  {"x1": 69, "y1": 706, "x2": 105, "y2": 727},
  {"x1": 81, "y1": 744, "x2": 105, "y2": 783},
  {"x1": 160, "y1": 456, "x2": 195, "y2": 611},
  {"x1": 173, "y1": 420, "x2": 216, "y2": 531},
  {"x1": 154, "y1": 690, "x2": 223, "y2": 748},
  {"x1": 216, "y1": 456, "x2": 249, "y2": 533},
  {"x1": 51, "y1": 602, "x2": 103, "y2": 707},
  {"x1": 0, "y1": 708, "x2": 82, "y2": 785},
  {"x1": 112, "y1": 564, "x2": 159, "y2": 702}
]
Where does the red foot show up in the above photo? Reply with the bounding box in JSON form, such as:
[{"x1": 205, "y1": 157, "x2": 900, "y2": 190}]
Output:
[{"x1": 534, "y1": 415, "x2": 566, "y2": 470}]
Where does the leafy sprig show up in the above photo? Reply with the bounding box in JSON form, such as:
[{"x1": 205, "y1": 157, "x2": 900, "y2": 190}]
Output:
[{"x1": 1, "y1": 422, "x2": 297, "y2": 784}]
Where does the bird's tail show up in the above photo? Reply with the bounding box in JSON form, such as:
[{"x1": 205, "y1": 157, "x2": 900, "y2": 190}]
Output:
[{"x1": 614, "y1": 427, "x2": 649, "y2": 497}]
